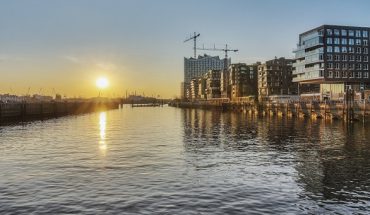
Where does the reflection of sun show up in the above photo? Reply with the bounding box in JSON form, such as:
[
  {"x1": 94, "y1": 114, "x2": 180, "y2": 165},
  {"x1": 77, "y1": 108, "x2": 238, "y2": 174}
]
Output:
[
  {"x1": 99, "y1": 112, "x2": 107, "y2": 154},
  {"x1": 96, "y1": 77, "x2": 109, "y2": 89}
]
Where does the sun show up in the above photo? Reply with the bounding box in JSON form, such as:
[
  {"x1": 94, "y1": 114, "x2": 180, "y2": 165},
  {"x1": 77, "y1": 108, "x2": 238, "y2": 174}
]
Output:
[{"x1": 96, "y1": 77, "x2": 109, "y2": 89}]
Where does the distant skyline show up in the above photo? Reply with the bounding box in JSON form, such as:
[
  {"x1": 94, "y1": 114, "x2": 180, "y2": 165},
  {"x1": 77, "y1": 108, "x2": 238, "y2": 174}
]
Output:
[{"x1": 1, "y1": 0, "x2": 370, "y2": 98}]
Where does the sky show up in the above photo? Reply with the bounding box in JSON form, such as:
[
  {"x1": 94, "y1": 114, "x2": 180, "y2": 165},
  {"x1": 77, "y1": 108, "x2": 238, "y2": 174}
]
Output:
[{"x1": 1, "y1": 0, "x2": 370, "y2": 98}]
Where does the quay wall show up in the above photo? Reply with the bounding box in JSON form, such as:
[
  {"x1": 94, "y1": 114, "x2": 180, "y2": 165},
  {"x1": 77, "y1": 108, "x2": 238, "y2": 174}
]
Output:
[
  {"x1": 0, "y1": 101, "x2": 120, "y2": 122},
  {"x1": 170, "y1": 101, "x2": 370, "y2": 122}
]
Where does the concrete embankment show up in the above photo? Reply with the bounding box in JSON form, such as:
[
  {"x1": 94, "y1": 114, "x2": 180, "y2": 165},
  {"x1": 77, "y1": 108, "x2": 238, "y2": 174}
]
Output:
[
  {"x1": 0, "y1": 101, "x2": 120, "y2": 123},
  {"x1": 169, "y1": 101, "x2": 370, "y2": 122}
]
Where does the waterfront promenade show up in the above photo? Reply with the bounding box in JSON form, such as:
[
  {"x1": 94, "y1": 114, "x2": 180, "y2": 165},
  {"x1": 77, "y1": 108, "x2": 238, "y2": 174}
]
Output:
[{"x1": 170, "y1": 100, "x2": 370, "y2": 122}]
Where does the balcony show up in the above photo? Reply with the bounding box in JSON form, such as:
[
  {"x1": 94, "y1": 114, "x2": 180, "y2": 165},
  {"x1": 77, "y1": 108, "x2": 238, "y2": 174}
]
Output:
[
  {"x1": 293, "y1": 36, "x2": 323, "y2": 52},
  {"x1": 293, "y1": 69, "x2": 324, "y2": 83}
]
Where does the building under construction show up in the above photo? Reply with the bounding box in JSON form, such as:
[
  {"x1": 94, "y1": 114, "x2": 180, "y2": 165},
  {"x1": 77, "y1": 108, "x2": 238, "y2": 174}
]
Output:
[{"x1": 182, "y1": 54, "x2": 230, "y2": 99}]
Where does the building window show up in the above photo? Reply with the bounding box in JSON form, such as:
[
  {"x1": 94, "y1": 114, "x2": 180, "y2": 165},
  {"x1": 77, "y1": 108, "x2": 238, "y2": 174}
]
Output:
[
  {"x1": 349, "y1": 55, "x2": 355, "y2": 61},
  {"x1": 356, "y1": 39, "x2": 362, "y2": 45},
  {"x1": 356, "y1": 30, "x2": 362, "y2": 37},
  {"x1": 342, "y1": 55, "x2": 347, "y2": 61},
  {"x1": 334, "y1": 46, "x2": 340, "y2": 53},
  {"x1": 349, "y1": 39, "x2": 354, "y2": 45},
  {"x1": 334, "y1": 29, "x2": 340, "y2": 36},
  {"x1": 364, "y1": 56, "x2": 368, "y2": 62},
  {"x1": 327, "y1": 29, "x2": 333, "y2": 36},
  {"x1": 328, "y1": 63, "x2": 333, "y2": 69},
  {"x1": 334, "y1": 38, "x2": 340, "y2": 44},
  {"x1": 327, "y1": 54, "x2": 333, "y2": 61},
  {"x1": 357, "y1": 47, "x2": 362, "y2": 53},
  {"x1": 335, "y1": 71, "x2": 340, "y2": 78},
  {"x1": 327, "y1": 46, "x2": 333, "y2": 52},
  {"x1": 334, "y1": 55, "x2": 340, "y2": 61},
  {"x1": 349, "y1": 72, "x2": 354, "y2": 78},
  {"x1": 341, "y1": 38, "x2": 347, "y2": 45},
  {"x1": 343, "y1": 71, "x2": 348, "y2": 78},
  {"x1": 365, "y1": 72, "x2": 369, "y2": 78},
  {"x1": 364, "y1": 64, "x2": 369, "y2": 70},
  {"x1": 363, "y1": 39, "x2": 368, "y2": 46},
  {"x1": 356, "y1": 55, "x2": 362, "y2": 62},
  {"x1": 319, "y1": 54, "x2": 324, "y2": 60},
  {"x1": 349, "y1": 47, "x2": 354, "y2": 53},
  {"x1": 342, "y1": 47, "x2": 347, "y2": 53},
  {"x1": 364, "y1": 48, "x2": 368, "y2": 54},
  {"x1": 356, "y1": 64, "x2": 362, "y2": 70},
  {"x1": 328, "y1": 71, "x2": 333, "y2": 78},
  {"x1": 342, "y1": 29, "x2": 347, "y2": 36},
  {"x1": 349, "y1": 30, "x2": 354, "y2": 37},
  {"x1": 342, "y1": 63, "x2": 347, "y2": 69},
  {"x1": 327, "y1": 38, "x2": 332, "y2": 44},
  {"x1": 335, "y1": 63, "x2": 340, "y2": 69},
  {"x1": 363, "y1": 30, "x2": 368, "y2": 38}
]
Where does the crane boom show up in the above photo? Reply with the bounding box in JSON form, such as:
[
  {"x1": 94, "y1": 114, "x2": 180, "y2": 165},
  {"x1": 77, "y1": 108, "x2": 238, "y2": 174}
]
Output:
[
  {"x1": 197, "y1": 44, "x2": 238, "y2": 59},
  {"x1": 197, "y1": 44, "x2": 238, "y2": 69},
  {"x1": 184, "y1": 32, "x2": 200, "y2": 58}
]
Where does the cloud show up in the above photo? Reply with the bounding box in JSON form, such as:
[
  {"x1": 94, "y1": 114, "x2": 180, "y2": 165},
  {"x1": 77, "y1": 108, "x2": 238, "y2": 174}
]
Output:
[
  {"x1": 0, "y1": 54, "x2": 25, "y2": 62},
  {"x1": 97, "y1": 62, "x2": 116, "y2": 71},
  {"x1": 62, "y1": 55, "x2": 80, "y2": 64}
]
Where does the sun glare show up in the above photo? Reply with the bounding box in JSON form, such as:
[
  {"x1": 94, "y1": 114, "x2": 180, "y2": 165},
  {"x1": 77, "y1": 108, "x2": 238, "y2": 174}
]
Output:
[{"x1": 96, "y1": 77, "x2": 109, "y2": 89}]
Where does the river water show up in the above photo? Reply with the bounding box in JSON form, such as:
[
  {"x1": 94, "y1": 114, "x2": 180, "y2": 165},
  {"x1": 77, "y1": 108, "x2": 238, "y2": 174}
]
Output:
[{"x1": 0, "y1": 106, "x2": 369, "y2": 214}]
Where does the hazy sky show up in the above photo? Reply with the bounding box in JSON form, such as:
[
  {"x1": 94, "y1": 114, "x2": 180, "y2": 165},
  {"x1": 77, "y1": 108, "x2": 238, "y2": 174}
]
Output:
[{"x1": 1, "y1": 0, "x2": 370, "y2": 98}]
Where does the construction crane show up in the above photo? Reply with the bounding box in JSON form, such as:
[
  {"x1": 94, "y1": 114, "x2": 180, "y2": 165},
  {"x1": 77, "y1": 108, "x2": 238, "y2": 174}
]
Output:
[
  {"x1": 197, "y1": 44, "x2": 238, "y2": 69},
  {"x1": 197, "y1": 44, "x2": 238, "y2": 59},
  {"x1": 184, "y1": 32, "x2": 200, "y2": 58}
]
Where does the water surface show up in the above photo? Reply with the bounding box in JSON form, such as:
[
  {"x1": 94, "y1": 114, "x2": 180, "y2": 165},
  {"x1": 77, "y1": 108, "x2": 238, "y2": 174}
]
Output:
[{"x1": 0, "y1": 106, "x2": 370, "y2": 214}]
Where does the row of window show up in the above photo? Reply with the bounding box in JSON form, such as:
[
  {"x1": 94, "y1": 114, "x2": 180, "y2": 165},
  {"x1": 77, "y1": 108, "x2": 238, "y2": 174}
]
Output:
[
  {"x1": 327, "y1": 46, "x2": 368, "y2": 53},
  {"x1": 328, "y1": 71, "x2": 369, "y2": 78},
  {"x1": 326, "y1": 29, "x2": 368, "y2": 38},
  {"x1": 327, "y1": 63, "x2": 369, "y2": 70},
  {"x1": 327, "y1": 54, "x2": 369, "y2": 62},
  {"x1": 327, "y1": 38, "x2": 368, "y2": 45}
]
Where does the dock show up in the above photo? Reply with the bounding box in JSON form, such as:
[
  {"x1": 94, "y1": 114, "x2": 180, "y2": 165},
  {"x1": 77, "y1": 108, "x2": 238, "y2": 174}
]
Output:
[{"x1": 0, "y1": 100, "x2": 120, "y2": 123}]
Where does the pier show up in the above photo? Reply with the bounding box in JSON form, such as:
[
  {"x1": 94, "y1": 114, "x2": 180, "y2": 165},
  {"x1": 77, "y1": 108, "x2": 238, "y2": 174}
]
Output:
[
  {"x1": 170, "y1": 100, "x2": 370, "y2": 122},
  {"x1": 0, "y1": 100, "x2": 120, "y2": 123}
]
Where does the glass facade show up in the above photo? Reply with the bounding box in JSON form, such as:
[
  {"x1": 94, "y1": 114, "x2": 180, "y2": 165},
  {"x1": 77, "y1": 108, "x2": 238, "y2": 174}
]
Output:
[{"x1": 293, "y1": 25, "x2": 370, "y2": 84}]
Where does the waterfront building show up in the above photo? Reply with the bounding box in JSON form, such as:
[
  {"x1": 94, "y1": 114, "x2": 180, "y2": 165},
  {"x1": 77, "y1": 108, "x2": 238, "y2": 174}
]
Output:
[
  {"x1": 293, "y1": 25, "x2": 370, "y2": 100},
  {"x1": 204, "y1": 69, "x2": 221, "y2": 99},
  {"x1": 229, "y1": 63, "x2": 258, "y2": 101},
  {"x1": 198, "y1": 77, "x2": 207, "y2": 99},
  {"x1": 184, "y1": 54, "x2": 230, "y2": 99},
  {"x1": 220, "y1": 63, "x2": 260, "y2": 100},
  {"x1": 220, "y1": 68, "x2": 230, "y2": 98},
  {"x1": 258, "y1": 57, "x2": 297, "y2": 101},
  {"x1": 190, "y1": 78, "x2": 199, "y2": 100}
]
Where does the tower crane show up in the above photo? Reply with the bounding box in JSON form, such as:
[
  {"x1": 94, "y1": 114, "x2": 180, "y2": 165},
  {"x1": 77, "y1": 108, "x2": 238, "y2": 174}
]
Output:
[
  {"x1": 197, "y1": 44, "x2": 238, "y2": 59},
  {"x1": 197, "y1": 44, "x2": 238, "y2": 68},
  {"x1": 184, "y1": 32, "x2": 200, "y2": 58}
]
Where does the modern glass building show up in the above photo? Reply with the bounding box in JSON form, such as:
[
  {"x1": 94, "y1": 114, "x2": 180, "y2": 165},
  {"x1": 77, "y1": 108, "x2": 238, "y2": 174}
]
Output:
[{"x1": 293, "y1": 25, "x2": 370, "y2": 100}]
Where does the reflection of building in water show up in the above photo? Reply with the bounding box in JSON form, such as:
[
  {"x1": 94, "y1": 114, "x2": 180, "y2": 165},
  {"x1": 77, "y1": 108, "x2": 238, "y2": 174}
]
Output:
[
  {"x1": 182, "y1": 109, "x2": 258, "y2": 150},
  {"x1": 293, "y1": 121, "x2": 370, "y2": 203},
  {"x1": 99, "y1": 112, "x2": 107, "y2": 154}
]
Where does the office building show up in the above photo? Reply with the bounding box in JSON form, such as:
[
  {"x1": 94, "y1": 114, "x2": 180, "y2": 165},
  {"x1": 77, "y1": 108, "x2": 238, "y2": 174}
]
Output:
[{"x1": 293, "y1": 25, "x2": 370, "y2": 100}]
